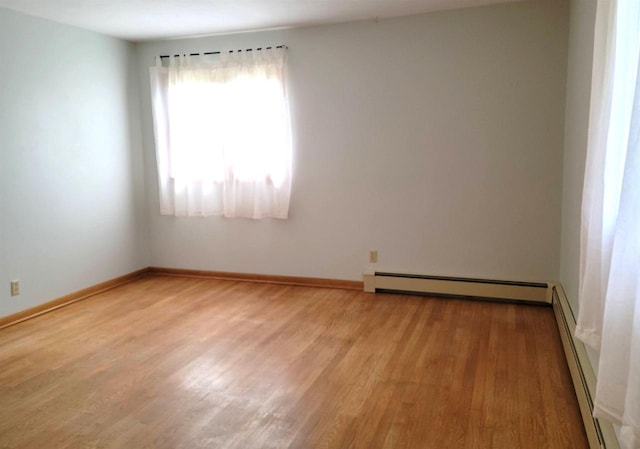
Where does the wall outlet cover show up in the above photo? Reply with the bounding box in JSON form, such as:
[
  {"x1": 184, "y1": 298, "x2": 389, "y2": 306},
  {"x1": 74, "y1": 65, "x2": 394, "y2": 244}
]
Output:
[{"x1": 10, "y1": 280, "x2": 20, "y2": 296}]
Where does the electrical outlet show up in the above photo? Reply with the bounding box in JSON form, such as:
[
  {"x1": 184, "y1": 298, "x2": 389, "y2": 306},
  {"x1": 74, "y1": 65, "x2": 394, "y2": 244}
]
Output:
[
  {"x1": 10, "y1": 280, "x2": 20, "y2": 296},
  {"x1": 369, "y1": 250, "x2": 378, "y2": 264}
]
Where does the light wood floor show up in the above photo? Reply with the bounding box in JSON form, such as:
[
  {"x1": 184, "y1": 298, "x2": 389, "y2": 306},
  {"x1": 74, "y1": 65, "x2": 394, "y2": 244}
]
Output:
[{"x1": 0, "y1": 276, "x2": 588, "y2": 449}]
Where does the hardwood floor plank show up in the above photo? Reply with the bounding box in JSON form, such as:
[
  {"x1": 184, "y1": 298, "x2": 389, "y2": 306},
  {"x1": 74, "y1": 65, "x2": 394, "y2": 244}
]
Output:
[{"x1": 0, "y1": 277, "x2": 588, "y2": 449}]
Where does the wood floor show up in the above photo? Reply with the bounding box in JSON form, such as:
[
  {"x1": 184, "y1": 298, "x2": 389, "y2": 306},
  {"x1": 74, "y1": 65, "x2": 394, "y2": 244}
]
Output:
[{"x1": 0, "y1": 276, "x2": 588, "y2": 449}]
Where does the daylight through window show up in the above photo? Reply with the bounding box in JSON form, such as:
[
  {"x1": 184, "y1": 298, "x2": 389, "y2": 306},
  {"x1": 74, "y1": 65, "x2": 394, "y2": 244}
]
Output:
[{"x1": 149, "y1": 47, "x2": 292, "y2": 219}]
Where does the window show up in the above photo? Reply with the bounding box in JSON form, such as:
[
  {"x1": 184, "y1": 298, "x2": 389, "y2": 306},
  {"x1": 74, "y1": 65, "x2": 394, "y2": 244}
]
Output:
[{"x1": 149, "y1": 47, "x2": 292, "y2": 219}]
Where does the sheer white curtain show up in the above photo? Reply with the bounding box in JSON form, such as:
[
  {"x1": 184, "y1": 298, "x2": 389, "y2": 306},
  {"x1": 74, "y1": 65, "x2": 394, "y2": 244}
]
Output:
[
  {"x1": 149, "y1": 47, "x2": 292, "y2": 219},
  {"x1": 576, "y1": 1, "x2": 640, "y2": 448}
]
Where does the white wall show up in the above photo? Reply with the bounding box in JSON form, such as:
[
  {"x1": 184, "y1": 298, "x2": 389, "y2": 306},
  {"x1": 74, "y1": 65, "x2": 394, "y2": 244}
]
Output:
[
  {"x1": 0, "y1": 8, "x2": 149, "y2": 318},
  {"x1": 559, "y1": 0, "x2": 596, "y2": 311},
  {"x1": 136, "y1": 1, "x2": 569, "y2": 282}
]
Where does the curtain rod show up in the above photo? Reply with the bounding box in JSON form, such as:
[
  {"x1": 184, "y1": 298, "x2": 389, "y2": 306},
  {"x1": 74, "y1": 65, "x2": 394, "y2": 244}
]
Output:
[{"x1": 158, "y1": 45, "x2": 286, "y2": 60}]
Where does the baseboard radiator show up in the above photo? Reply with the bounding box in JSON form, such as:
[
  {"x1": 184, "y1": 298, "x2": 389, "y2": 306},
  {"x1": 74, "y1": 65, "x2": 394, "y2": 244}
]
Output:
[
  {"x1": 551, "y1": 284, "x2": 620, "y2": 449},
  {"x1": 363, "y1": 271, "x2": 551, "y2": 304}
]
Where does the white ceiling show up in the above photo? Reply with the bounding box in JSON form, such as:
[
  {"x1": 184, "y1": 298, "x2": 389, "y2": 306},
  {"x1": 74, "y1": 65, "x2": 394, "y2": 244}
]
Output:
[{"x1": 0, "y1": 0, "x2": 524, "y2": 42}]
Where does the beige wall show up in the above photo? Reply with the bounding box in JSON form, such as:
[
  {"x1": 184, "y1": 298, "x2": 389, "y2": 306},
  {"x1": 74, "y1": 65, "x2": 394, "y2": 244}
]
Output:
[
  {"x1": 136, "y1": 1, "x2": 570, "y2": 283},
  {"x1": 0, "y1": 1, "x2": 576, "y2": 321}
]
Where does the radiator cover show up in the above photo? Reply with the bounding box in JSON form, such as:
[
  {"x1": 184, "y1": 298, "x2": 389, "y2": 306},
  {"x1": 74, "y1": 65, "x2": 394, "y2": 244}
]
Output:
[
  {"x1": 551, "y1": 284, "x2": 620, "y2": 449},
  {"x1": 363, "y1": 271, "x2": 550, "y2": 304}
]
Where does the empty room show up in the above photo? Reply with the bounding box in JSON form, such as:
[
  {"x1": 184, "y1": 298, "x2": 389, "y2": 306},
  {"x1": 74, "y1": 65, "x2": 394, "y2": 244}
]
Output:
[{"x1": 1, "y1": 0, "x2": 638, "y2": 448}]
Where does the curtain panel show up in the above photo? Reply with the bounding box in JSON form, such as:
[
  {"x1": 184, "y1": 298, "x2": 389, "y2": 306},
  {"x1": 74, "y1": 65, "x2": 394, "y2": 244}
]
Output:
[
  {"x1": 577, "y1": 1, "x2": 640, "y2": 448},
  {"x1": 149, "y1": 47, "x2": 292, "y2": 219}
]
